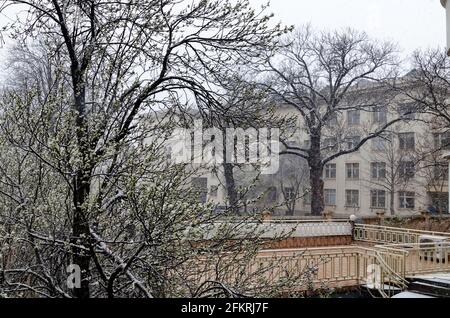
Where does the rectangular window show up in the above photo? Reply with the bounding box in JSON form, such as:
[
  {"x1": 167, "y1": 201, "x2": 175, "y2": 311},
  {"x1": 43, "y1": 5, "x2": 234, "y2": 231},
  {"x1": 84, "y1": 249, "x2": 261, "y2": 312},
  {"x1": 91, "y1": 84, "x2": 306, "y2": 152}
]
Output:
[
  {"x1": 399, "y1": 133, "x2": 415, "y2": 151},
  {"x1": 345, "y1": 190, "x2": 359, "y2": 207},
  {"x1": 371, "y1": 162, "x2": 387, "y2": 179},
  {"x1": 324, "y1": 189, "x2": 337, "y2": 206},
  {"x1": 433, "y1": 132, "x2": 450, "y2": 150},
  {"x1": 346, "y1": 136, "x2": 361, "y2": 151},
  {"x1": 399, "y1": 192, "x2": 415, "y2": 209},
  {"x1": 326, "y1": 114, "x2": 339, "y2": 128},
  {"x1": 303, "y1": 188, "x2": 311, "y2": 205},
  {"x1": 284, "y1": 187, "x2": 295, "y2": 202},
  {"x1": 324, "y1": 163, "x2": 337, "y2": 179},
  {"x1": 373, "y1": 106, "x2": 387, "y2": 124},
  {"x1": 371, "y1": 190, "x2": 386, "y2": 208},
  {"x1": 399, "y1": 161, "x2": 415, "y2": 179},
  {"x1": 428, "y1": 192, "x2": 449, "y2": 214},
  {"x1": 323, "y1": 137, "x2": 338, "y2": 152},
  {"x1": 347, "y1": 110, "x2": 360, "y2": 126},
  {"x1": 397, "y1": 102, "x2": 416, "y2": 120},
  {"x1": 346, "y1": 163, "x2": 360, "y2": 180},
  {"x1": 434, "y1": 163, "x2": 449, "y2": 180},
  {"x1": 192, "y1": 178, "x2": 208, "y2": 204},
  {"x1": 372, "y1": 137, "x2": 387, "y2": 151}
]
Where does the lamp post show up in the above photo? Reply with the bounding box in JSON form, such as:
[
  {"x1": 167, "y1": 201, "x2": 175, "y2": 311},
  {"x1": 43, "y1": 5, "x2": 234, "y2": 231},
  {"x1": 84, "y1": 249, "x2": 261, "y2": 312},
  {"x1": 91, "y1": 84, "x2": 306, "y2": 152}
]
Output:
[
  {"x1": 443, "y1": 152, "x2": 450, "y2": 214},
  {"x1": 441, "y1": 0, "x2": 450, "y2": 55}
]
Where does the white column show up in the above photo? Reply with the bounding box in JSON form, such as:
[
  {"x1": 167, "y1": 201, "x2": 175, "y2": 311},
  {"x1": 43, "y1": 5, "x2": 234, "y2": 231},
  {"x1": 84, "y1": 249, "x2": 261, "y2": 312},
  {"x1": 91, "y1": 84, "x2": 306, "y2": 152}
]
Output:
[{"x1": 442, "y1": 0, "x2": 450, "y2": 55}]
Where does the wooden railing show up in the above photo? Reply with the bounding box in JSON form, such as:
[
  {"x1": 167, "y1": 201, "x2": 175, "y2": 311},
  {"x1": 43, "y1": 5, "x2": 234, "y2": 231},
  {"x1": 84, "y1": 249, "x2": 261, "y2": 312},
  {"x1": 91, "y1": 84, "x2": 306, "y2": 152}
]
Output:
[
  {"x1": 354, "y1": 224, "x2": 450, "y2": 244},
  {"x1": 192, "y1": 223, "x2": 450, "y2": 298},
  {"x1": 252, "y1": 246, "x2": 408, "y2": 297},
  {"x1": 353, "y1": 224, "x2": 450, "y2": 296},
  {"x1": 255, "y1": 241, "x2": 450, "y2": 297},
  {"x1": 376, "y1": 242, "x2": 450, "y2": 276}
]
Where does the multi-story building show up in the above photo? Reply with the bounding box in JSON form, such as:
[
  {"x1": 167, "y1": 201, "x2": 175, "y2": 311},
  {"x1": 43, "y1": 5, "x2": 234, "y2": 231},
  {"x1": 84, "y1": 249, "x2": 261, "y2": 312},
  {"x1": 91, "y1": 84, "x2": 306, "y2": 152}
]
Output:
[{"x1": 164, "y1": 81, "x2": 449, "y2": 218}]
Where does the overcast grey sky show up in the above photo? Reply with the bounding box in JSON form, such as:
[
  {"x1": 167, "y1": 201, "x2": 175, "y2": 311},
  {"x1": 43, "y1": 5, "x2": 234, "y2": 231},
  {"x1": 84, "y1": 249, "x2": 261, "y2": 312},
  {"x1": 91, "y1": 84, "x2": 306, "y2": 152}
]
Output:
[
  {"x1": 0, "y1": 0, "x2": 446, "y2": 58},
  {"x1": 250, "y1": 0, "x2": 446, "y2": 56}
]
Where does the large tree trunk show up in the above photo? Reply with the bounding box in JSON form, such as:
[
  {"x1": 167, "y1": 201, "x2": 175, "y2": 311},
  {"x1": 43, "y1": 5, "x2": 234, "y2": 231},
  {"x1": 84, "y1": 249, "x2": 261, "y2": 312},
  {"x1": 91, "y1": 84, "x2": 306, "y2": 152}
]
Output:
[
  {"x1": 222, "y1": 127, "x2": 240, "y2": 215},
  {"x1": 390, "y1": 187, "x2": 395, "y2": 216},
  {"x1": 309, "y1": 135, "x2": 324, "y2": 216},
  {"x1": 72, "y1": 171, "x2": 92, "y2": 298},
  {"x1": 223, "y1": 162, "x2": 239, "y2": 215},
  {"x1": 71, "y1": 86, "x2": 92, "y2": 298}
]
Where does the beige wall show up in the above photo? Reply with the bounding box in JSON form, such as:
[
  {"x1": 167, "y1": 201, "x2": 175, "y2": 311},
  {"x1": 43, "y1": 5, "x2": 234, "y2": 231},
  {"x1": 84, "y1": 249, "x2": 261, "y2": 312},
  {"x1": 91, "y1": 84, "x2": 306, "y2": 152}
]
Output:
[{"x1": 158, "y1": 92, "x2": 449, "y2": 218}]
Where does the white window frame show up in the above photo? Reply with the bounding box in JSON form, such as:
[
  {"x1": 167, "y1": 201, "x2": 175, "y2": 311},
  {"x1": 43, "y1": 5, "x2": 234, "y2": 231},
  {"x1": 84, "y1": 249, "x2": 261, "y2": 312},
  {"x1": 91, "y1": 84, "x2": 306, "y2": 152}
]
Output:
[
  {"x1": 346, "y1": 163, "x2": 360, "y2": 180},
  {"x1": 371, "y1": 190, "x2": 386, "y2": 209},
  {"x1": 373, "y1": 106, "x2": 387, "y2": 124},
  {"x1": 399, "y1": 132, "x2": 415, "y2": 151},
  {"x1": 372, "y1": 137, "x2": 387, "y2": 151},
  {"x1": 284, "y1": 187, "x2": 295, "y2": 202},
  {"x1": 324, "y1": 189, "x2": 337, "y2": 206},
  {"x1": 371, "y1": 162, "x2": 387, "y2": 179},
  {"x1": 324, "y1": 163, "x2": 337, "y2": 179},
  {"x1": 399, "y1": 192, "x2": 415, "y2": 209},
  {"x1": 399, "y1": 161, "x2": 415, "y2": 180},
  {"x1": 345, "y1": 190, "x2": 360, "y2": 208},
  {"x1": 347, "y1": 110, "x2": 361, "y2": 126}
]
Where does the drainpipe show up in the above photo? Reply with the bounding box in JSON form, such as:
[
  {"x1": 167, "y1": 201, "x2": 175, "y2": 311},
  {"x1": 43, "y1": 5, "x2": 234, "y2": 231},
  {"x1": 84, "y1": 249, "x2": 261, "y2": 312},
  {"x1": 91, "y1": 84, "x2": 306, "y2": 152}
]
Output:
[
  {"x1": 443, "y1": 152, "x2": 450, "y2": 214},
  {"x1": 441, "y1": 0, "x2": 450, "y2": 56}
]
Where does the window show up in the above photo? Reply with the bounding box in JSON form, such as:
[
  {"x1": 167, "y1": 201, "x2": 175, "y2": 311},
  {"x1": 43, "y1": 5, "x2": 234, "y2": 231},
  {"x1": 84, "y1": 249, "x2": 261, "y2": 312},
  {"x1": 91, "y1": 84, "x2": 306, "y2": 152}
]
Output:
[
  {"x1": 284, "y1": 187, "x2": 295, "y2": 202},
  {"x1": 324, "y1": 189, "x2": 337, "y2": 206},
  {"x1": 347, "y1": 110, "x2": 360, "y2": 126},
  {"x1": 373, "y1": 106, "x2": 387, "y2": 124},
  {"x1": 323, "y1": 137, "x2": 338, "y2": 152},
  {"x1": 324, "y1": 163, "x2": 337, "y2": 179},
  {"x1": 266, "y1": 187, "x2": 278, "y2": 203},
  {"x1": 428, "y1": 192, "x2": 449, "y2": 214},
  {"x1": 399, "y1": 192, "x2": 415, "y2": 209},
  {"x1": 371, "y1": 162, "x2": 387, "y2": 179},
  {"x1": 346, "y1": 136, "x2": 361, "y2": 151},
  {"x1": 345, "y1": 190, "x2": 359, "y2": 207},
  {"x1": 210, "y1": 185, "x2": 218, "y2": 197},
  {"x1": 399, "y1": 133, "x2": 415, "y2": 151},
  {"x1": 326, "y1": 114, "x2": 339, "y2": 128},
  {"x1": 397, "y1": 102, "x2": 416, "y2": 120},
  {"x1": 399, "y1": 161, "x2": 415, "y2": 179},
  {"x1": 371, "y1": 190, "x2": 386, "y2": 208},
  {"x1": 434, "y1": 163, "x2": 449, "y2": 180},
  {"x1": 372, "y1": 137, "x2": 387, "y2": 151},
  {"x1": 346, "y1": 163, "x2": 360, "y2": 180},
  {"x1": 433, "y1": 132, "x2": 450, "y2": 150},
  {"x1": 192, "y1": 178, "x2": 208, "y2": 204},
  {"x1": 303, "y1": 188, "x2": 311, "y2": 205}
]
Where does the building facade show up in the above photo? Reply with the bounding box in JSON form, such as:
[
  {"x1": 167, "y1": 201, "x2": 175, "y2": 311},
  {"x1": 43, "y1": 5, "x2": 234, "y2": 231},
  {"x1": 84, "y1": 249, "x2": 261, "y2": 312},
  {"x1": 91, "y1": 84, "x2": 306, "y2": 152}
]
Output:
[{"x1": 164, "y1": 83, "x2": 450, "y2": 218}]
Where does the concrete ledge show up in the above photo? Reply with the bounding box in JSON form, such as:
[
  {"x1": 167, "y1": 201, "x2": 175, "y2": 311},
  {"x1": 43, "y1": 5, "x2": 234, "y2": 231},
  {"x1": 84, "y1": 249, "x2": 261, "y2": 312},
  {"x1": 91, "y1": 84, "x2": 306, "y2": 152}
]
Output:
[{"x1": 266, "y1": 235, "x2": 353, "y2": 249}]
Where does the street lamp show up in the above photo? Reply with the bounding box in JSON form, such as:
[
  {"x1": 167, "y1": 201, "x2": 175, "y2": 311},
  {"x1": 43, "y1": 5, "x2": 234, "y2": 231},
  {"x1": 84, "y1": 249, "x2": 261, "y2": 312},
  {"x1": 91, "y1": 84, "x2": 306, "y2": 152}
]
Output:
[
  {"x1": 441, "y1": 0, "x2": 450, "y2": 56},
  {"x1": 443, "y1": 151, "x2": 450, "y2": 214}
]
